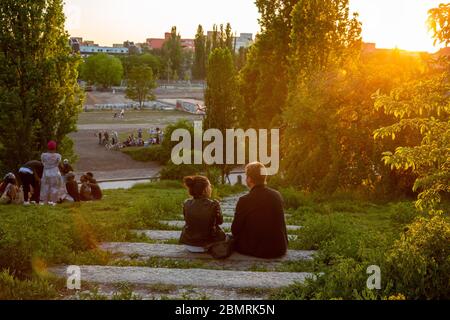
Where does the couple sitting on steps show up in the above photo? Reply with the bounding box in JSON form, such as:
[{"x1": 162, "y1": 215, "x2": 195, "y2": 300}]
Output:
[{"x1": 179, "y1": 162, "x2": 288, "y2": 259}]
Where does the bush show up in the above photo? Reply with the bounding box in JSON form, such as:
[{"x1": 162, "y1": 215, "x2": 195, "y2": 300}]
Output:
[
  {"x1": 279, "y1": 187, "x2": 314, "y2": 210},
  {"x1": 160, "y1": 161, "x2": 203, "y2": 181},
  {"x1": 389, "y1": 202, "x2": 420, "y2": 225},
  {"x1": 385, "y1": 215, "x2": 450, "y2": 299},
  {"x1": 122, "y1": 145, "x2": 164, "y2": 163},
  {"x1": 160, "y1": 120, "x2": 195, "y2": 164},
  {"x1": 0, "y1": 271, "x2": 58, "y2": 300},
  {"x1": 271, "y1": 257, "x2": 391, "y2": 300}
]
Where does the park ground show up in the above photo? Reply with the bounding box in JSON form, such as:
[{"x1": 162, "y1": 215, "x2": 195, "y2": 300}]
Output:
[{"x1": 71, "y1": 91, "x2": 203, "y2": 181}]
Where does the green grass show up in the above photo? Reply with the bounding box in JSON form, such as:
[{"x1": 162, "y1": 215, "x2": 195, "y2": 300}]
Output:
[
  {"x1": 0, "y1": 181, "x2": 244, "y2": 299},
  {"x1": 269, "y1": 188, "x2": 450, "y2": 300},
  {"x1": 1, "y1": 180, "x2": 447, "y2": 300},
  {"x1": 77, "y1": 110, "x2": 202, "y2": 126}
]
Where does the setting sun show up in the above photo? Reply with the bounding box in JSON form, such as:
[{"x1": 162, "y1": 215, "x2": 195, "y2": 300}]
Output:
[{"x1": 351, "y1": 0, "x2": 445, "y2": 52}]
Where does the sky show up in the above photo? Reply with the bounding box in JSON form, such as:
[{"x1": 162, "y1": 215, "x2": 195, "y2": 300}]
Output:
[{"x1": 64, "y1": 0, "x2": 446, "y2": 53}]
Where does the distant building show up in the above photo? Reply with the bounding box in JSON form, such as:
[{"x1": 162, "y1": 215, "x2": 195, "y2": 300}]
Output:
[
  {"x1": 79, "y1": 45, "x2": 129, "y2": 57},
  {"x1": 233, "y1": 33, "x2": 253, "y2": 52},
  {"x1": 146, "y1": 32, "x2": 195, "y2": 51}
]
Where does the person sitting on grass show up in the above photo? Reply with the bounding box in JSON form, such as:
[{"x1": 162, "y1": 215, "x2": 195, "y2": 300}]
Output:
[
  {"x1": 231, "y1": 162, "x2": 289, "y2": 259},
  {"x1": 86, "y1": 172, "x2": 103, "y2": 201},
  {"x1": 65, "y1": 172, "x2": 80, "y2": 202},
  {"x1": 59, "y1": 159, "x2": 74, "y2": 183},
  {"x1": 79, "y1": 175, "x2": 93, "y2": 201},
  {"x1": 0, "y1": 173, "x2": 23, "y2": 205},
  {"x1": 179, "y1": 176, "x2": 226, "y2": 253}
]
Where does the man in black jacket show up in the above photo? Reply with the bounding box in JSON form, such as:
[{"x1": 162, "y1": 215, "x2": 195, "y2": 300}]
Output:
[{"x1": 231, "y1": 162, "x2": 288, "y2": 259}]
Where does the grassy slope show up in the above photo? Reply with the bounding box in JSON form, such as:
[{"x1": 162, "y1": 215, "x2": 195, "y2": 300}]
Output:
[
  {"x1": 0, "y1": 181, "x2": 244, "y2": 299},
  {"x1": 1, "y1": 181, "x2": 444, "y2": 300}
]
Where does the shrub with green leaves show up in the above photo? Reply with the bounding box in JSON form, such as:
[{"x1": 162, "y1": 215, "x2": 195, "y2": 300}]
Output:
[
  {"x1": 384, "y1": 215, "x2": 450, "y2": 299},
  {"x1": 121, "y1": 145, "x2": 164, "y2": 163}
]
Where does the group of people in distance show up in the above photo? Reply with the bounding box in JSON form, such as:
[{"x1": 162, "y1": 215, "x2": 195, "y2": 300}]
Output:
[
  {"x1": 179, "y1": 162, "x2": 288, "y2": 259},
  {"x1": 122, "y1": 128, "x2": 164, "y2": 148},
  {"x1": 0, "y1": 141, "x2": 102, "y2": 206}
]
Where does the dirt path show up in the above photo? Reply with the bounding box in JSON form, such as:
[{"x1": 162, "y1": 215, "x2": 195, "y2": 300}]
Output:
[{"x1": 70, "y1": 129, "x2": 161, "y2": 181}]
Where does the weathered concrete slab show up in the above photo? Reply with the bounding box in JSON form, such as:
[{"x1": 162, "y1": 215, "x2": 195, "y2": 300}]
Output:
[
  {"x1": 134, "y1": 230, "x2": 298, "y2": 242},
  {"x1": 160, "y1": 221, "x2": 303, "y2": 231},
  {"x1": 101, "y1": 242, "x2": 314, "y2": 261},
  {"x1": 50, "y1": 265, "x2": 315, "y2": 289}
]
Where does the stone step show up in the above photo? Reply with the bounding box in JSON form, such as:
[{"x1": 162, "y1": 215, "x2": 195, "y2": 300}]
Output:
[
  {"x1": 50, "y1": 265, "x2": 315, "y2": 289},
  {"x1": 66, "y1": 284, "x2": 269, "y2": 300},
  {"x1": 134, "y1": 230, "x2": 299, "y2": 242},
  {"x1": 160, "y1": 221, "x2": 303, "y2": 231},
  {"x1": 101, "y1": 242, "x2": 314, "y2": 262}
]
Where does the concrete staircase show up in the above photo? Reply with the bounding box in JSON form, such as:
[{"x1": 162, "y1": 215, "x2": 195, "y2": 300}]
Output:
[{"x1": 49, "y1": 192, "x2": 315, "y2": 300}]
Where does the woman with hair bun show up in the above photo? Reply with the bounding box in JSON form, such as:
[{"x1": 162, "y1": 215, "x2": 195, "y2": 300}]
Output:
[{"x1": 179, "y1": 176, "x2": 226, "y2": 253}]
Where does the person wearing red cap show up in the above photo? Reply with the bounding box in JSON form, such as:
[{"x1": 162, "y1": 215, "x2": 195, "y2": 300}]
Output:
[{"x1": 40, "y1": 141, "x2": 63, "y2": 205}]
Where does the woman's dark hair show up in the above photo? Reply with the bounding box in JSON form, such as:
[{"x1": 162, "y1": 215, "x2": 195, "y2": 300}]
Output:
[{"x1": 183, "y1": 176, "x2": 210, "y2": 198}]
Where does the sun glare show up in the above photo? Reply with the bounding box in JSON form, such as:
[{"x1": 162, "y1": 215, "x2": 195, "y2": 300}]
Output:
[{"x1": 350, "y1": 0, "x2": 445, "y2": 52}]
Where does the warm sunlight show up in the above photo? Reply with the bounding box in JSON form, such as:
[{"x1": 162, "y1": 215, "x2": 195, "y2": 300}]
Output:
[
  {"x1": 351, "y1": 0, "x2": 445, "y2": 52},
  {"x1": 65, "y1": 0, "x2": 446, "y2": 52}
]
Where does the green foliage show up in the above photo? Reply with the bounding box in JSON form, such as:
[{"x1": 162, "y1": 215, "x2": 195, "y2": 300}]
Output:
[
  {"x1": 81, "y1": 53, "x2": 123, "y2": 89},
  {"x1": 160, "y1": 161, "x2": 203, "y2": 181},
  {"x1": 162, "y1": 26, "x2": 183, "y2": 81},
  {"x1": 125, "y1": 65, "x2": 157, "y2": 108},
  {"x1": 192, "y1": 25, "x2": 207, "y2": 80},
  {"x1": 204, "y1": 48, "x2": 239, "y2": 131},
  {"x1": 0, "y1": 0, "x2": 84, "y2": 172},
  {"x1": 121, "y1": 53, "x2": 162, "y2": 79},
  {"x1": 373, "y1": 72, "x2": 450, "y2": 211},
  {"x1": 272, "y1": 188, "x2": 450, "y2": 300},
  {"x1": 0, "y1": 271, "x2": 59, "y2": 300},
  {"x1": 238, "y1": 0, "x2": 296, "y2": 129},
  {"x1": 160, "y1": 120, "x2": 195, "y2": 164},
  {"x1": 384, "y1": 215, "x2": 450, "y2": 299},
  {"x1": 279, "y1": 187, "x2": 314, "y2": 210},
  {"x1": 121, "y1": 145, "x2": 164, "y2": 163},
  {"x1": 282, "y1": 0, "x2": 362, "y2": 192},
  {"x1": 389, "y1": 202, "x2": 420, "y2": 225},
  {"x1": 428, "y1": 3, "x2": 450, "y2": 46}
]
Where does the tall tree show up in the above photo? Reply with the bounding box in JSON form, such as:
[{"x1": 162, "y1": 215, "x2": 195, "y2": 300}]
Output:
[
  {"x1": 122, "y1": 53, "x2": 162, "y2": 80},
  {"x1": 162, "y1": 26, "x2": 183, "y2": 80},
  {"x1": 225, "y1": 23, "x2": 234, "y2": 52},
  {"x1": 125, "y1": 65, "x2": 157, "y2": 109},
  {"x1": 238, "y1": 0, "x2": 298, "y2": 129},
  {"x1": 281, "y1": 0, "x2": 362, "y2": 191},
  {"x1": 204, "y1": 48, "x2": 239, "y2": 131},
  {"x1": 192, "y1": 25, "x2": 207, "y2": 80},
  {"x1": 204, "y1": 48, "x2": 240, "y2": 181},
  {"x1": 0, "y1": 0, "x2": 84, "y2": 172},
  {"x1": 81, "y1": 53, "x2": 123, "y2": 89}
]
